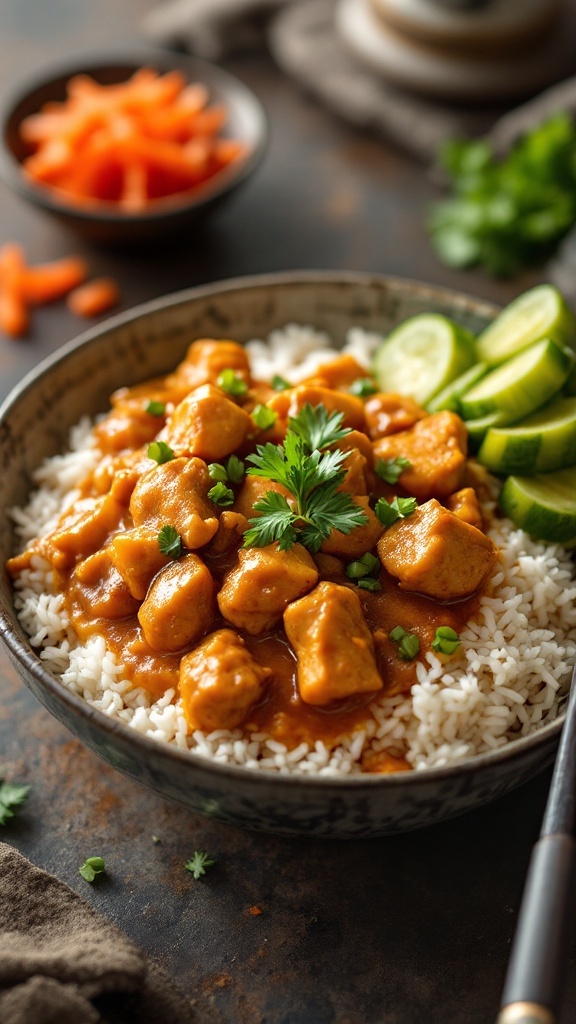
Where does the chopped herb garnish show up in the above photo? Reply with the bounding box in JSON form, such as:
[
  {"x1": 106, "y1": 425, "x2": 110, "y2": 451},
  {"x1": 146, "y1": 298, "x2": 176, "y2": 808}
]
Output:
[
  {"x1": 357, "y1": 577, "x2": 382, "y2": 592},
  {"x1": 217, "y1": 368, "x2": 248, "y2": 398},
  {"x1": 158, "y1": 525, "x2": 182, "y2": 559},
  {"x1": 271, "y1": 374, "x2": 291, "y2": 391},
  {"x1": 147, "y1": 440, "x2": 175, "y2": 464},
  {"x1": 0, "y1": 775, "x2": 30, "y2": 826},
  {"x1": 349, "y1": 377, "x2": 378, "y2": 398},
  {"x1": 375, "y1": 456, "x2": 412, "y2": 485},
  {"x1": 208, "y1": 462, "x2": 228, "y2": 483},
  {"x1": 208, "y1": 482, "x2": 235, "y2": 507},
  {"x1": 432, "y1": 626, "x2": 462, "y2": 656},
  {"x1": 252, "y1": 404, "x2": 278, "y2": 431},
  {"x1": 389, "y1": 625, "x2": 420, "y2": 661},
  {"x1": 185, "y1": 851, "x2": 215, "y2": 880},
  {"x1": 375, "y1": 495, "x2": 418, "y2": 527},
  {"x1": 345, "y1": 552, "x2": 381, "y2": 590},
  {"x1": 145, "y1": 400, "x2": 166, "y2": 417},
  {"x1": 79, "y1": 856, "x2": 106, "y2": 883},
  {"x1": 244, "y1": 406, "x2": 367, "y2": 554},
  {"x1": 226, "y1": 454, "x2": 245, "y2": 484},
  {"x1": 152, "y1": 835, "x2": 161, "y2": 844}
]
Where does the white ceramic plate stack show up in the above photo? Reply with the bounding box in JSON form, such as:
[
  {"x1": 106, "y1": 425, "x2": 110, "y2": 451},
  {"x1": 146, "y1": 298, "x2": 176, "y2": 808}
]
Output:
[{"x1": 336, "y1": 0, "x2": 576, "y2": 101}]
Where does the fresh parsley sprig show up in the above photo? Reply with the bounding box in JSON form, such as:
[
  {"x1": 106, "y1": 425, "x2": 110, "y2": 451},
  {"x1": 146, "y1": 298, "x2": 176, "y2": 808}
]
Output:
[
  {"x1": 375, "y1": 456, "x2": 412, "y2": 485},
  {"x1": 0, "y1": 775, "x2": 30, "y2": 826},
  {"x1": 208, "y1": 482, "x2": 235, "y2": 507},
  {"x1": 185, "y1": 851, "x2": 215, "y2": 880},
  {"x1": 79, "y1": 856, "x2": 106, "y2": 883},
  {"x1": 158, "y1": 525, "x2": 182, "y2": 559},
  {"x1": 244, "y1": 405, "x2": 368, "y2": 554},
  {"x1": 375, "y1": 496, "x2": 417, "y2": 528}
]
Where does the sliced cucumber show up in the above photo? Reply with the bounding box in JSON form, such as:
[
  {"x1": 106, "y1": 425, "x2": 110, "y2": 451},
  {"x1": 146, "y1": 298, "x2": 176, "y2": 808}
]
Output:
[
  {"x1": 564, "y1": 359, "x2": 576, "y2": 396},
  {"x1": 464, "y1": 411, "x2": 513, "y2": 450},
  {"x1": 499, "y1": 467, "x2": 576, "y2": 544},
  {"x1": 373, "y1": 314, "x2": 476, "y2": 406},
  {"x1": 427, "y1": 361, "x2": 488, "y2": 413},
  {"x1": 476, "y1": 285, "x2": 575, "y2": 366},
  {"x1": 459, "y1": 339, "x2": 572, "y2": 421},
  {"x1": 478, "y1": 396, "x2": 576, "y2": 475}
]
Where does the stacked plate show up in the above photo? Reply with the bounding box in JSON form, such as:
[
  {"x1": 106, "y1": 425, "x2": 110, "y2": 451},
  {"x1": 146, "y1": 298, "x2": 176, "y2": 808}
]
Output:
[{"x1": 336, "y1": 0, "x2": 576, "y2": 101}]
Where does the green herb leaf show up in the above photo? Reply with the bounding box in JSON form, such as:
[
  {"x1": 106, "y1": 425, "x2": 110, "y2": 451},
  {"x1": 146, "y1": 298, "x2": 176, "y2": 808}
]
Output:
[
  {"x1": 375, "y1": 496, "x2": 417, "y2": 528},
  {"x1": 357, "y1": 577, "x2": 382, "y2": 592},
  {"x1": 349, "y1": 377, "x2": 378, "y2": 398},
  {"x1": 389, "y1": 625, "x2": 420, "y2": 661},
  {"x1": 145, "y1": 400, "x2": 166, "y2": 417},
  {"x1": 252, "y1": 404, "x2": 278, "y2": 430},
  {"x1": 208, "y1": 482, "x2": 235, "y2": 507},
  {"x1": 208, "y1": 462, "x2": 228, "y2": 483},
  {"x1": 271, "y1": 374, "x2": 291, "y2": 391},
  {"x1": 288, "y1": 403, "x2": 351, "y2": 452},
  {"x1": 185, "y1": 851, "x2": 215, "y2": 880},
  {"x1": 0, "y1": 778, "x2": 30, "y2": 826},
  {"x1": 375, "y1": 456, "x2": 412, "y2": 485},
  {"x1": 217, "y1": 368, "x2": 248, "y2": 398},
  {"x1": 147, "y1": 440, "x2": 175, "y2": 465},
  {"x1": 389, "y1": 625, "x2": 407, "y2": 643},
  {"x1": 244, "y1": 491, "x2": 299, "y2": 551},
  {"x1": 226, "y1": 454, "x2": 245, "y2": 484},
  {"x1": 79, "y1": 856, "x2": 106, "y2": 883},
  {"x1": 346, "y1": 551, "x2": 380, "y2": 583},
  {"x1": 158, "y1": 525, "x2": 182, "y2": 559},
  {"x1": 346, "y1": 560, "x2": 370, "y2": 580},
  {"x1": 432, "y1": 626, "x2": 462, "y2": 656},
  {"x1": 152, "y1": 835, "x2": 161, "y2": 844}
]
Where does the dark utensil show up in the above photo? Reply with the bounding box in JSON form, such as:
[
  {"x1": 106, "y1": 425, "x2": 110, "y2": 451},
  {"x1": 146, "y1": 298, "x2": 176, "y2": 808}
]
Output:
[{"x1": 497, "y1": 662, "x2": 576, "y2": 1024}]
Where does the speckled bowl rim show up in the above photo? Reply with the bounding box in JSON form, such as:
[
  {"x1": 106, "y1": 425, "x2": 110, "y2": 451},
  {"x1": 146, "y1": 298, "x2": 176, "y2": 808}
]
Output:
[
  {"x1": 0, "y1": 48, "x2": 268, "y2": 226},
  {"x1": 0, "y1": 270, "x2": 566, "y2": 794}
]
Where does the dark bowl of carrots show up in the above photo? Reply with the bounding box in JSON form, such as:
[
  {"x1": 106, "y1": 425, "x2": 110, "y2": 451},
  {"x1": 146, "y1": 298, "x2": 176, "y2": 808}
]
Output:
[{"x1": 0, "y1": 50, "x2": 267, "y2": 244}]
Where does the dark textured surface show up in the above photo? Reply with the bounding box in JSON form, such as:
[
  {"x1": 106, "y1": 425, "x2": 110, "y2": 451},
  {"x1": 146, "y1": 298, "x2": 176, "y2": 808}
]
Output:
[{"x1": 0, "y1": 0, "x2": 575, "y2": 1020}]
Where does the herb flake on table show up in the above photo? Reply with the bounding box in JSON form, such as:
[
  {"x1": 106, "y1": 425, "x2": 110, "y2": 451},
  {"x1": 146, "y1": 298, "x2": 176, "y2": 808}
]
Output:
[
  {"x1": 185, "y1": 851, "x2": 215, "y2": 880},
  {"x1": 0, "y1": 776, "x2": 30, "y2": 826},
  {"x1": 79, "y1": 856, "x2": 106, "y2": 883}
]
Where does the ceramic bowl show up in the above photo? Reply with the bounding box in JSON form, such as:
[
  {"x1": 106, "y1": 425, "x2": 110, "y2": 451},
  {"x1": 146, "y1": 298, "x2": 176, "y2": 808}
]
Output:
[
  {"x1": 0, "y1": 50, "x2": 267, "y2": 244},
  {"x1": 0, "y1": 272, "x2": 564, "y2": 837}
]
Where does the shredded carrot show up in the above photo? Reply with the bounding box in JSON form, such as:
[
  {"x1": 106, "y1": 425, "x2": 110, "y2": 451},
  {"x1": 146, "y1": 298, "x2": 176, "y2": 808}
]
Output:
[
  {"x1": 22, "y1": 256, "x2": 88, "y2": 305},
  {"x1": 248, "y1": 905, "x2": 263, "y2": 916},
  {"x1": 19, "y1": 68, "x2": 248, "y2": 209},
  {"x1": 0, "y1": 244, "x2": 28, "y2": 337},
  {"x1": 67, "y1": 277, "x2": 120, "y2": 318}
]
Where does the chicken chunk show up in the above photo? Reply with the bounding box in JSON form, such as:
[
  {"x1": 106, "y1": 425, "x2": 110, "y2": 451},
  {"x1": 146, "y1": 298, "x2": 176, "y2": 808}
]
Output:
[
  {"x1": 217, "y1": 543, "x2": 319, "y2": 635},
  {"x1": 283, "y1": 581, "x2": 384, "y2": 705},
  {"x1": 94, "y1": 399, "x2": 166, "y2": 454},
  {"x1": 166, "y1": 339, "x2": 251, "y2": 394},
  {"x1": 446, "y1": 487, "x2": 483, "y2": 531},
  {"x1": 180, "y1": 629, "x2": 272, "y2": 731},
  {"x1": 364, "y1": 393, "x2": 427, "y2": 440},
  {"x1": 138, "y1": 554, "x2": 214, "y2": 652},
  {"x1": 41, "y1": 493, "x2": 126, "y2": 570},
  {"x1": 109, "y1": 527, "x2": 171, "y2": 600},
  {"x1": 130, "y1": 457, "x2": 218, "y2": 550},
  {"x1": 268, "y1": 384, "x2": 366, "y2": 433},
  {"x1": 372, "y1": 411, "x2": 467, "y2": 501},
  {"x1": 70, "y1": 550, "x2": 140, "y2": 619},
  {"x1": 301, "y1": 354, "x2": 368, "y2": 389},
  {"x1": 377, "y1": 498, "x2": 496, "y2": 601},
  {"x1": 164, "y1": 383, "x2": 253, "y2": 462},
  {"x1": 209, "y1": 511, "x2": 249, "y2": 555},
  {"x1": 320, "y1": 496, "x2": 383, "y2": 559}
]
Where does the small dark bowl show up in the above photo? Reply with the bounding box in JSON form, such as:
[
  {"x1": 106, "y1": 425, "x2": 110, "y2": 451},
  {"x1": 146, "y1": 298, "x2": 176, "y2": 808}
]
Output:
[
  {"x1": 0, "y1": 50, "x2": 267, "y2": 245},
  {"x1": 0, "y1": 272, "x2": 565, "y2": 837}
]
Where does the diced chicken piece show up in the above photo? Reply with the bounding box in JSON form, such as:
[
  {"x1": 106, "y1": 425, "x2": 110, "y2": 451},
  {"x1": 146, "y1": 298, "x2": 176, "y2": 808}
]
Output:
[
  {"x1": 138, "y1": 554, "x2": 214, "y2": 652},
  {"x1": 377, "y1": 498, "x2": 496, "y2": 601},
  {"x1": 109, "y1": 468, "x2": 141, "y2": 506},
  {"x1": 166, "y1": 339, "x2": 251, "y2": 393},
  {"x1": 321, "y1": 496, "x2": 383, "y2": 559},
  {"x1": 337, "y1": 448, "x2": 370, "y2": 495},
  {"x1": 109, "y1": 527, "x2": 171, "y2": 600},
  {"x1": 313, "y1": 553, "x2": 344, "y2": 576},
  {"x1": 364, "y1": 393, "x2": 427, "y2": 440},
  {"x1": 70, "y1": 550, "x2": 140, "y2": 619},
  {"x1": 94, "y1": 399, "x2": 166, "y2": 454},
  {"x1": 110, "y1": 379, "x2": 173, "y2": 409},
  {"x1": 283, "y1": 581, "x2": 383, "y2": 705},
  {"x1": 372, "y1": 411, "x2": 467, "y2": 501},
  {"x1": 232, "y1": 475, "x2": 292, "y2": 520},
  {"x1": 446, "y1": 487, "x2": 483, "y2": 531},
  {"x1": 130, "y1": 457, "x2": 218, "y2": 550},
  {"x1": 302, "y1": 354, "x2": 368, "y2": 389},
  {"x1": 164, "y1": 383, "x2": 253, "y2": 461},
  {"x1": 209, "y1": 511, "x2": 249, "y2": 555},
  {"x1": 180, "y1": 629, "x2": 272, "y2": 731},
  {"x1": 41, "y1": 493, "x2": 125, "y2": 570},
  {"x1": 217, "y1": 543, "x2": 319, "y2": 635},
  {"x1": 268, "y1": 384, "x2": 366, "y2": 432}
]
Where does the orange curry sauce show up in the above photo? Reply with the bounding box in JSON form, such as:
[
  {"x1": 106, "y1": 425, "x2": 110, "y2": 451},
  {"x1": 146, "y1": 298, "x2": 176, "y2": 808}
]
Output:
[{"x1": 7, "y1": 341, "x2": 497, "y2": 773}]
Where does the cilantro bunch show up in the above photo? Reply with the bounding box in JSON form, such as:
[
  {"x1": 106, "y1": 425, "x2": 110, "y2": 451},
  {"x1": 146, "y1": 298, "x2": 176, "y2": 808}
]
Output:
[
  {"x1": 429, "y1": 113, "x2": 576, "y2": 277},
  {"x1": 243, "y1": 404, "x2": 368, "y2": 553}
]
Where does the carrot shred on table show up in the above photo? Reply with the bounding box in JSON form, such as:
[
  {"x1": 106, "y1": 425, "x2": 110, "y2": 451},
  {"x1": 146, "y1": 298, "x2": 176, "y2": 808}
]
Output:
[
  {"x1": 22, "y1": 256, "x2": 88, "y2": 304},
  {"x1": 66, "y1": 277, "x2": 120, "y2": 318},
  {"x1": 19, "y1": 68, "x2": 248, "y2": 209}
]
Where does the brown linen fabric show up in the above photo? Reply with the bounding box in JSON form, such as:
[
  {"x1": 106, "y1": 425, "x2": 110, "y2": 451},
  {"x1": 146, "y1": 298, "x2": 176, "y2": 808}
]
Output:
[{"x1": 0, "y1": 842, "x2": 196, "y2": 1024}]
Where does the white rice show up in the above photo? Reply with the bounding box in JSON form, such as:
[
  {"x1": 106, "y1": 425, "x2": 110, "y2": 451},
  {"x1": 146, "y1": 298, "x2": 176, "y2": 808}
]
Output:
[{"x1": 9, "y1": 325, "x2": 576, "y2": 774}]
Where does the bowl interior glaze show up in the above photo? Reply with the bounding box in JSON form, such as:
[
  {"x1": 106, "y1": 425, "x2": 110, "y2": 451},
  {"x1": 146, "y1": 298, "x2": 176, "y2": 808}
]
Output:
[{"x1": 0, "y1": 272, "x2": 564, "y2": 837}]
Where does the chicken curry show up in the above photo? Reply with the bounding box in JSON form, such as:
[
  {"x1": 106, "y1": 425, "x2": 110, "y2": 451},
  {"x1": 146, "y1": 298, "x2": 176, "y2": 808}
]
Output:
[{"x1": 7, "y1": 338, "x2": 498, "y2": 771}]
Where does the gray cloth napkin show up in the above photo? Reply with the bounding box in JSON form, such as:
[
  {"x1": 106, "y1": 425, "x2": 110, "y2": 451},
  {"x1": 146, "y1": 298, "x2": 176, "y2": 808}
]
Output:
[{"x1": 0, "y1": 842, "x2": 197, "y2": 1024}]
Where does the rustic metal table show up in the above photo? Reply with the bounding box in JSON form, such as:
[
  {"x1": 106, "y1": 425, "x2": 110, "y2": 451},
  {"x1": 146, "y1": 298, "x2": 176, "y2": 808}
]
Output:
[{"x1": 1, "y1": 2, "x2": 574, "y2": 1022}]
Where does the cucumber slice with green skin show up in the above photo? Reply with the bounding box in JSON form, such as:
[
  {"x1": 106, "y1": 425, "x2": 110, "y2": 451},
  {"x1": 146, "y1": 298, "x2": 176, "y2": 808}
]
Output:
[
  {"x1": 476, "y1": 285, "x2": 576, "y2": 366},
  {"x1": 373, "y1": 314, "x2": 476, "y2": 406},
  {"x1": 499, "y1": 467, "x2": 576, "y2": 543},
  {"x1": 464, "y1": 411, "x2": 514, "y2": 450},
  {"x1": 426, "y1": 361, "x2": 488, "y2": 413},
  {"x1": 564, "y1": 359, "x2": 576, "y2": 396},
  {"x1": 459, "y1": 339, "x2": 572, "y2": 421},
  {"x1": 478, "y1": 396, "x2": 576, "y2": 475}
]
